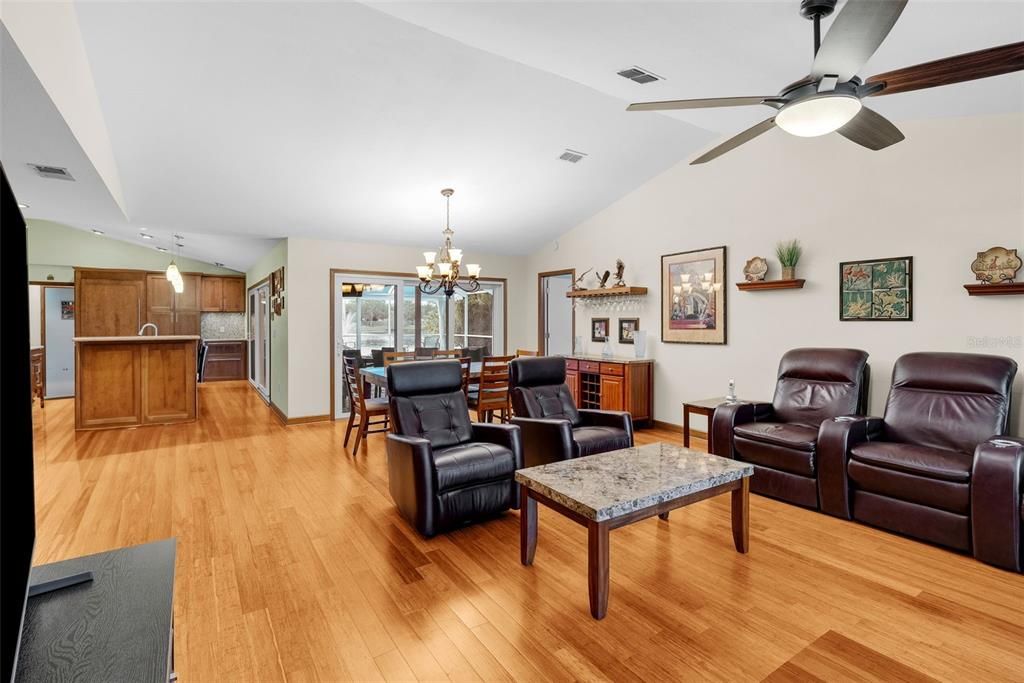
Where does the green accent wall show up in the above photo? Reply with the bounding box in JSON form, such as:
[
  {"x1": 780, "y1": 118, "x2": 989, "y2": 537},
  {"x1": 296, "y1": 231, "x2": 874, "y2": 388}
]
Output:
[{"x1": 26, "y1": 219, "x2": 242, "y2": 281}]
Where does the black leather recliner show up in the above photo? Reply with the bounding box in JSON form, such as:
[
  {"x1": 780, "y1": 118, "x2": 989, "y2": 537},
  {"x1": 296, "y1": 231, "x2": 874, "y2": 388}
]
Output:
[
  {"x1": 385, "y1": 360, "x2": 523, "y2": 537},
  {"x1": 509, "y1": 356, "x2": 634, "y2": 468}
]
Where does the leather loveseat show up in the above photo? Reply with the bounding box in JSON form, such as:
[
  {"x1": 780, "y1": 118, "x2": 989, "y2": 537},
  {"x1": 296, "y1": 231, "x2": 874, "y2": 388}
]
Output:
[
  {"x1": 385, "y1": 360, "x2": 523, "y2": 537},
  {"x1": 712, "y1": 348, "x2": 870, "y2": 509},
  {"x1": 817, "y1": 352, "x2": 1020, "y2": 571},
  {"x1": 509, "y1": 356, "x2": 633, "y2": 468}
]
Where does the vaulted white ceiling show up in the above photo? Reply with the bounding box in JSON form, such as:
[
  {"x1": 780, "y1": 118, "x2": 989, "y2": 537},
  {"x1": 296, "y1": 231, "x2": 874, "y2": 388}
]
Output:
[{"x1": 2, "y1": 1, "x2": 1021, "y2": 270}]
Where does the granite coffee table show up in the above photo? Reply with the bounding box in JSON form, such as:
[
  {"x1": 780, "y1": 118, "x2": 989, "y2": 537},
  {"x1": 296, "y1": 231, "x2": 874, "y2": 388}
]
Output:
[{"x1": 515, "y1": 442, "x2": 754, "y2": 619}]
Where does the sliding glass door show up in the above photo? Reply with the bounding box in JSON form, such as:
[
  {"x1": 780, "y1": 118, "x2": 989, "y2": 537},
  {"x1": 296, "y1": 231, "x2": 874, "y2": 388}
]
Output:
[{"x1": 333, "y1": 272, "x2": 506, "y2": 418}]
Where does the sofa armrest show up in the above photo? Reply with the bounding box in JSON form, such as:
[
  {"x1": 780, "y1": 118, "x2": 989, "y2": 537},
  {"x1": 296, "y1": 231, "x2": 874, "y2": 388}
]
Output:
[
  {"x1": 385, "y1": 434, "x2": 436, "y2": 536},
  {"x1": 577, "y1": 409, "x2": 634, "y2": 446},
  {"x1": 709, "y1": 401, "x2": 774, "y2": 457},
  {"x1": 511, "y1": 417, "x2": 573, "y2": 469},
  {"x1": 817, "y1": 415, "x2": 884, "y2": 519},
  {"x1": 471, "y1": 422, "x2": 524, "y2": 470},
  {"x1": 972, "y1": 436, "x2": 1024, "y2": 572}
]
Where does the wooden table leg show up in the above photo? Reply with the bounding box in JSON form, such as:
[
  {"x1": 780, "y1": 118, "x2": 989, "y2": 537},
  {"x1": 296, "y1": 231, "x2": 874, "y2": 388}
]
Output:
[
  {"x1": 731, "y1": 477, "x2": 749, "y2": 553},
  {"x1": 588, "y1": 521, "x2": 610, "y2": 619},
  {"x1": 683, "y1": 406, "x2": 691, "y2": 448},
  {"x1": 658, "y1": 511, "x2": 670, "y2": 521},
  {"x1": 520, "y1": 486, "x2": 537, "y2": 566}
]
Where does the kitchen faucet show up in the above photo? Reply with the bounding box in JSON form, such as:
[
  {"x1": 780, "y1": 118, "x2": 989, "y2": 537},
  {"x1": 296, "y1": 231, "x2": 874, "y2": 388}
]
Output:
[{"x1": 138, "y1": 323, "x2": 158, "y2": 336}]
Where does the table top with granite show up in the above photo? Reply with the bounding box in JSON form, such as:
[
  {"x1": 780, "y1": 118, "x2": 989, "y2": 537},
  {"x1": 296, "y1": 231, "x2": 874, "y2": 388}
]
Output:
[{"x1": 515, "y1": 442, "x2": 753, "y2": 522}]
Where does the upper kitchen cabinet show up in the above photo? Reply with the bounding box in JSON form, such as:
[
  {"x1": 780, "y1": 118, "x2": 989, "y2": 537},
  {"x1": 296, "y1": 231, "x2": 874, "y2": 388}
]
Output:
[
  {"x1": 201, "y1": 276, "x2": 245, "y2": 312},
  {"x1": 146, "y1": 273, "x2": 201, "y2": 335},
  {"x1": 76, "y1": 269, "x2": 147, "y2": 337}
]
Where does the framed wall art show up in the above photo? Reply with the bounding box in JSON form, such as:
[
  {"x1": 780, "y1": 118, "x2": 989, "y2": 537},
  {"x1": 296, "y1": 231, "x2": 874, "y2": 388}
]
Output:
[
  {"x1": 618, "y1": 318, "x2": 639, "y2": 344},
  {"x1": 661, "y1": 246, "x2": 727, "y2": 344},
  {"x1": 840, "y1": 256, "x2": 913, "y2": 321},
  {"x1": 591, "y1": 318, "x2": 609, "y2": 342}
]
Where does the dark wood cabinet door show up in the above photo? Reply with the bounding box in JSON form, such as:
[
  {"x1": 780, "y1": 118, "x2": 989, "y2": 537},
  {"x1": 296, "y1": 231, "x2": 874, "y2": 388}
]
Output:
[
  {"x1": 222, "y1": 278, "x2": 245, "y2": 312},
  {"x1": 566, "y1": 369, "x2": 580, "y2": 407},
  {"x1": 77, "y1": 270, "x2": 146, "y2": 337},
  {"x1": 201, "y1": 277, "x2": 224, "y2": 311},
  {"x1": 174, "y1": 311, "x2": 201, "y2": 336},
  {"x1": 599, "y1": 374, "x2": 625, "y2": 412}
]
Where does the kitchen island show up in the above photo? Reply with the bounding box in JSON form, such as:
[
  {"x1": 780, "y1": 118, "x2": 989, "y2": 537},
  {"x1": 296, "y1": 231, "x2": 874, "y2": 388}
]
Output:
[{"x1": 74, "y1": 335, "x2": 199, "y2": 430}]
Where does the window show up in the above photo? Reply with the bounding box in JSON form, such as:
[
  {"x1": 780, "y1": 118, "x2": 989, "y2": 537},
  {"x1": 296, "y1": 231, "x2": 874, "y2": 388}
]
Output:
[{"x1": 452, "y1": 287, "x2": 496, "y2": 355}]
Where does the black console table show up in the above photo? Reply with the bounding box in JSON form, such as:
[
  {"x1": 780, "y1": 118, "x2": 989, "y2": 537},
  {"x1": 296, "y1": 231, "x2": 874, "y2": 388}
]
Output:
[{"x1": 16, "y1": 539, "x2": 176, "y2": 683}]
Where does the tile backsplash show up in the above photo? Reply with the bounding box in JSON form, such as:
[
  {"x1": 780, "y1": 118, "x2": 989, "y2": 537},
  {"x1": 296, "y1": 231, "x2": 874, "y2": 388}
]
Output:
[{"x1": 201, "y1": 312, "x2": 246, "y2": 340}]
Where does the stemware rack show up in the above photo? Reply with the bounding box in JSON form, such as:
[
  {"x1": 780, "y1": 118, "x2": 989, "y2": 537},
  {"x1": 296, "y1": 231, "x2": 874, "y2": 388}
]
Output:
[{"x1": 567, "y1": 286, "x2": 648, "y2": 313}]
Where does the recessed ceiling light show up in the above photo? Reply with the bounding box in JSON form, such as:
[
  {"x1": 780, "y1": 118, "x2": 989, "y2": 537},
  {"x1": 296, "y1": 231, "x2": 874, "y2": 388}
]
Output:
[
  {"x1": 215, "y1": 262, "x2": 225, "y2": 267},
  {"x1": 156, "y1": 246, "x2": 168, "y2": 252},
  {"x1": 92, "y1": 229, "x2": 105, "y2": 236},
  {"x1": 140, "y1": 233, "x2": 153, "y2": 239},
  {"x1": 17, "y1": 203, "x2": 29, "y2": 209}
]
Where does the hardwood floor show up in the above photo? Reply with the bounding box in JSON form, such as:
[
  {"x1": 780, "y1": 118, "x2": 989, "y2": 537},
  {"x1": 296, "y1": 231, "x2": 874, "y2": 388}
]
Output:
[{"x1": 32, "y1": 382, "x2": 1024, "y2": 682}]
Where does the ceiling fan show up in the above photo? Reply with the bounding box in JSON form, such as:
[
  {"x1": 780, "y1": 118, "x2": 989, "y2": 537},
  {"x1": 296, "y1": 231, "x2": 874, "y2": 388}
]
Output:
[{"x1": 628, "y1": 0, "x2": 1024, "y2": 164}]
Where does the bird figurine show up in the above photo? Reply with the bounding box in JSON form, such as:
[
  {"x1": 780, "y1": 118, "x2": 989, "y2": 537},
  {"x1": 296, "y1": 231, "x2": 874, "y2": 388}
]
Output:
[
  {"x1": 613, "y1": 259, "x2": 626, "y2": 287},
  {"x1": 572, "y1": 268, "x2": 592, "y2": 291},
  {"x1": 596, "y1": 269, "x2": 611, "y2": 288}
]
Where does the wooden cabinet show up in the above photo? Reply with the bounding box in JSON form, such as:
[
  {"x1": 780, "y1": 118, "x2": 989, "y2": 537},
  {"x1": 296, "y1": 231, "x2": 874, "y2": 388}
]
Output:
[
  {"x1": 201, "y1": 277, "x2": 245, "y2": 312},
  {"x1": 76, "y1": 269, "x2": 146, "y2": 337},
  {"x1": 146, "y1": 273, "x2": 201, "y2": 335},
  {"x1": 565, "y1": 357, "x2": 653, "y2": 425},
  {"x1": 75, "y1": 338, "x2": 197, "y2": 430},
  {"x1": 203, "y1": 341, "x2": 246, "y2": 381}
]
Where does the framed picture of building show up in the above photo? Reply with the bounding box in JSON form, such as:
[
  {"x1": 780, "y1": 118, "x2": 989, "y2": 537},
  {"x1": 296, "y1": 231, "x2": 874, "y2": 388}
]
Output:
[
  {"x1": 840, "y1": 256, "x2": 913, "y2": 321},
  {"x1": 661, "y1": 246, "x2": 727, "y2": 344}
]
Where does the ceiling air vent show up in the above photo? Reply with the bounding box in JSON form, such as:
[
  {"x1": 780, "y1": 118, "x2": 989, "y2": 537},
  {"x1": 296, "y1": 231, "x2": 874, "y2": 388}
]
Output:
[
  {"x1": 29, "y1": 164, "x2": 75, "y2": 181},
  {"x1": 559, "y1": 149, "x2": 587, "y2": 163},
  {"x1": 617, "y1": 66, "x2": 664, "y2": 84}
]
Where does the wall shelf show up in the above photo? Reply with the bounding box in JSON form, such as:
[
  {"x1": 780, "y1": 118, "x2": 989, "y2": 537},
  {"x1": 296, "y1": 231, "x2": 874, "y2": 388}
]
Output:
[
  {"x1": 964, "y1": 282, "x2": 1024, "y2": 296},
  {"x1": 566, "y1": 286, "x2": 648, "y2": 299},
  {"x1": 736, "y1": 279, "x2": 805, "y2": 291}
]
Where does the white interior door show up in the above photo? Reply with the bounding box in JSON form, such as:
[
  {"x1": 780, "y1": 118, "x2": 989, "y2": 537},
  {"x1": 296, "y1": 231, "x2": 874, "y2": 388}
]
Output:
[
  {"x1": 43, "y1": 286, "x2": 75, "y2": 398},
  {"x1": 542, "y1": 273, "x2": 573, "y2": 356},
  {"x1": 248, "y1": 284, "x2": 270, "y2": 398}
]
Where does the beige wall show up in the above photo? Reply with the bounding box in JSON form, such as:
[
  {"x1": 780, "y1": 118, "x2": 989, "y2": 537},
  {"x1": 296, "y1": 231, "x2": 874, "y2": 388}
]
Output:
[
  {"x1": 246, "y1": 239, "x2": 288, "y2": 414},
  {"x1": 525, "y1": 113, "x2": 1024, "y2": 434},
  {"x1": 283, "y1": 237, "x2": 530, "y2": 418},
  {"x1": 27, "y1": 219, "x2": 240, "y2": 281}
]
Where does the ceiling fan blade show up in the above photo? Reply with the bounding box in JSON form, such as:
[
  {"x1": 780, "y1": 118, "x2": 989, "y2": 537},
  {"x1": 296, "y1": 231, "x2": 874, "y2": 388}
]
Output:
[
  {"x1": 811, "y1": 0, "x2": 908, "y2": 82},
  {"x1": 627, "y1": 96, "x2": 779, "y2": 112},
  {"x1": 837, "y1": 106, "x2": 905, "y2": 150},
  {"x1": 865, "y1": 42, "x2": 1024, "y2": 96},
  {"x1": 690, "y1": 118, "x2": 776, "y2": 165}
]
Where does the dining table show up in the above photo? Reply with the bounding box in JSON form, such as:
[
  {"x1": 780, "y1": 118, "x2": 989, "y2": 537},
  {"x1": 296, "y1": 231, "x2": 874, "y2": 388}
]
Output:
[{"x1": 359, "y1": 361, "x2": 483, "y2": 391}]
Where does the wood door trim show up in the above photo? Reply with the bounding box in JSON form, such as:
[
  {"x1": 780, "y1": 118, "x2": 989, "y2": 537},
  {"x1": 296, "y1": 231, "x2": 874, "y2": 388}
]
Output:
[
  {"x1": 537, "y1": 269, "x2": 575, "y2": 355},
  {"x1": 328, "y1": 267, "x2": 510, "y2": 421}
]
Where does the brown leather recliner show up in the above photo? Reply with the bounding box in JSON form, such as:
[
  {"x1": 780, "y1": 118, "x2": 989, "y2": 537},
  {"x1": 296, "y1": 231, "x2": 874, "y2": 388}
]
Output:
[
  {"x1": 712, "y1": 348, "x2": 870, "y2": 509},
  {"x1": 817, "y1": 352, "x2": 1020, "y2": 571}
]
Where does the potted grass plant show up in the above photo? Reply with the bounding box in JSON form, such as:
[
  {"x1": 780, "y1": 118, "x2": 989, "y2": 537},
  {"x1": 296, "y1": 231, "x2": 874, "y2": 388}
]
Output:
[{"x1": 776, "y1": 239, "x2": 802, "y2": 280}]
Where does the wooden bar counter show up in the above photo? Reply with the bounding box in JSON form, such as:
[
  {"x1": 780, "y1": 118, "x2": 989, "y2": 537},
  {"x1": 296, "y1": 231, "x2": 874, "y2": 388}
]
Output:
[{"x1": 74, "y1": 335, "x2": 199, "y2": 430}]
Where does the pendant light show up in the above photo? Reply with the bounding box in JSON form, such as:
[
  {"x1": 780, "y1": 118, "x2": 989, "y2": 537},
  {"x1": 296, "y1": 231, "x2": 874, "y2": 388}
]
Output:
[{"x1": 166, "y1": 234, "x2": 185, "y2": 293}]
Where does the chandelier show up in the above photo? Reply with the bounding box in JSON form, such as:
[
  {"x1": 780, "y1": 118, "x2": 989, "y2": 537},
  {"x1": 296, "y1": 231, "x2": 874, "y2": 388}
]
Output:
[{"x1": 416, "y1": 188, "x2": 481, "y2": 297}]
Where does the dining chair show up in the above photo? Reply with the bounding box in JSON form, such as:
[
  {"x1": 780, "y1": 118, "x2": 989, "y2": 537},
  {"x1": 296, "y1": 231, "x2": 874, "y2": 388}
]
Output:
[
  {"x1": 462, "y1": 346, "x2": 485, "y2": 363},
  {"x1": 384, "y1": 351, "x2": 417, "y2": 366},
  {"x1": 343, "y1": 355, "x2": 389, "y2": 452},
  {"x1": 457, "y1": 356, "x2": 472, "y2": 396},
  {"x1": 515, "y1": 349, "x2": 539, "y2": 357},
  {"x1": 432, "y1": 349, "x2": 462, "y2": 359},
  {"x1": 469, "y1": 355, "x2": 514, "y2": 423},
  {"x1": 415, "y1": 346, "x2": 437, "y2": 359}
]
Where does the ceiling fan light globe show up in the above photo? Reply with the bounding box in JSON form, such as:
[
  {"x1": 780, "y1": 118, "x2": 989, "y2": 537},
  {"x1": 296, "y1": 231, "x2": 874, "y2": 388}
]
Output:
[{"x1": 776, "y1": 95, "x2": 862, "y2": 137}]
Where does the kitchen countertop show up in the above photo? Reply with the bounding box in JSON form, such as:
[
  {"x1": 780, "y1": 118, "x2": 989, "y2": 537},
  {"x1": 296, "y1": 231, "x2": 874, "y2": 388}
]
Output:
[
  {"x1": 566, "y1": 354, "x2": 653, "y2": 365},
  {"x1": 202, "y1": 337, "x2": 248, "y2": 343},
  {"x1": 74, "y1": 335, "x2": 201, "y2": 343}
]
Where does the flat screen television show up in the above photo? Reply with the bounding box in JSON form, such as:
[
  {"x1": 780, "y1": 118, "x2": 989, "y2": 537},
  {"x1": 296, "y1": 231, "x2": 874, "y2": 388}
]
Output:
[{"x1": 1, "y1": 163, "x2": 36, "y2": 682}]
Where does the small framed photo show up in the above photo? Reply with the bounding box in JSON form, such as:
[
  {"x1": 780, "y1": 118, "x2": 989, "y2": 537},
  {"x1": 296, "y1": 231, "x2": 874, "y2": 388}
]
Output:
[
  {"x1": 591, "y1": 317, "x2": 609, "y2": 342},
  {"x1": 618, "y1": 318, "x2": 639, "y2": 344}
]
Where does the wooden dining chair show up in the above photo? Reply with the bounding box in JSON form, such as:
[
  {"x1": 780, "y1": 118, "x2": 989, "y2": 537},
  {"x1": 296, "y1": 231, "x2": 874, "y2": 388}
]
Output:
[
  {"x1": 383, "y1": 351, "x2": 417, "y2": 366},
  {"x1": 432, "y1": 349, "x2": 462, "y2": 359},
  {"x1": 469, "y1": 355, "x2": 514, "y2": 423},
  {"x1": 343, "y1": 355, "x2": 389, "y2": 452},
  {"x1": 457, "y1": 356, "x2": 472, "y2": 396},
  {"x1": 515, "y1": 349, "x2": 539, "y2": 357}
]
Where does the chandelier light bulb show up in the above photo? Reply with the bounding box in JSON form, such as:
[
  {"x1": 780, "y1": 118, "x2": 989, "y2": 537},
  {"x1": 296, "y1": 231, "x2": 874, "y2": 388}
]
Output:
[
  {"x1": 448, "y1": 249, "x2": 463, "y2": 264},
  {"x1": 437, "y1": 262, "x2": 452, "y2": 277},
  {"x1": 467, "y1": 264, "x2": 481, "y2": 279},
  {"x1": 423, "y1": 251, "x2": 436, "y2": 265},
  {"x1": 416, "y1": 265, "x2": 433, "y2": 281}
]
